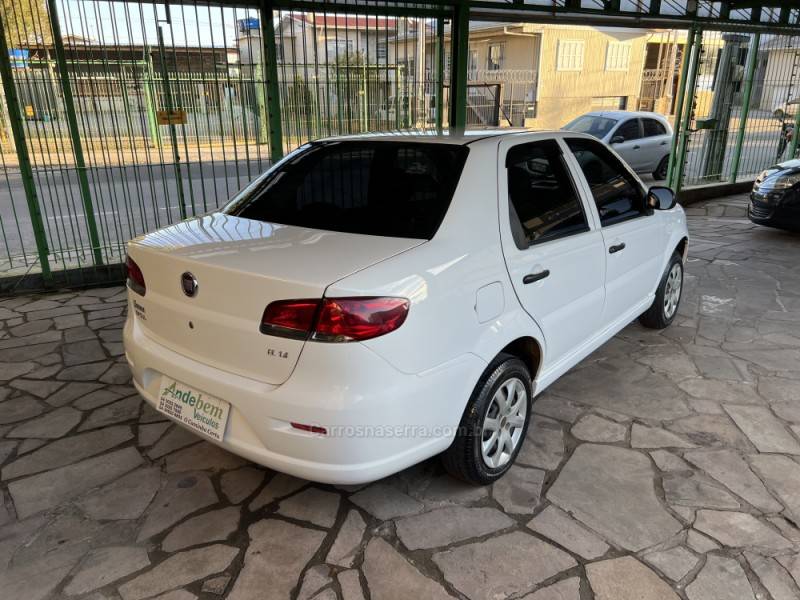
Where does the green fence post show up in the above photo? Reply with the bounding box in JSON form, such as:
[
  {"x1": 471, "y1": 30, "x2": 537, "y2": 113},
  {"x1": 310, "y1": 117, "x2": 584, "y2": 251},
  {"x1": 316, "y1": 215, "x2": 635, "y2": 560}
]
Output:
[
  {"x1": 0, "y1": 17, "x2": 51, "y2": 280},
  {"x1": 790, "y1": 89, "x2": 800, "y2": 161},
  {"x1": 254, "y1": 65, "x2": 268, "y2": 145},
  {"x1": 672, "y1": 27, "x2": 702, "y2": 194},
  {"x1": 730, "y1": 32, "x2": 760, "y2": 183},
  {"x1": 143, "y1": 50, "x2": 161, "y2": 148},
  {"x1": 435, "y1": 16, "x2": 445, "y2": 130},
  {"x1": 47, "y1": 0, "x2": 103, "y2": 266},
  {"x1": 156, "y1": 24, "x2": 188, "y2": 221},
  {"x1": 260, "y1": 2, "x2": 283, "y2": 162},
  {"x1": 449, "y1": 0, "x2": 469, "y2": 129},
  {"x1": 666, "y1": 25, "x2": 694, "y2": 188}
]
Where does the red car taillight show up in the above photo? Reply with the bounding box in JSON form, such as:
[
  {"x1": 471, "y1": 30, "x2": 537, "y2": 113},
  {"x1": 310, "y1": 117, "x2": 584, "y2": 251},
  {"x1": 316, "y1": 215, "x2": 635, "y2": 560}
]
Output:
[
  {"x1": 314, "y1": 297, "x2": 409, "y2": 342},
  {"x1": 261, "y1": 297, "x2": 409, "y2": 342},
  {"x1": 260, "y1": 299, "x2": 320, "y2": 339},
  {"x1": 126, "y1": 256, "x2": 146, "y2": 296}
]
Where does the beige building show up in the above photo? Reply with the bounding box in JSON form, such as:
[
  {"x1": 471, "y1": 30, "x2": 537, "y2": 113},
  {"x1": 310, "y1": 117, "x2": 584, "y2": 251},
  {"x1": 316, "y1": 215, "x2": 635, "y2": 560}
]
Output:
[
  {"x1": 275, "y1": 14, "x2": 398, "y2": 65},
  {"x1": 390, "y1": 22, "x2": 650, "y2": 129}
]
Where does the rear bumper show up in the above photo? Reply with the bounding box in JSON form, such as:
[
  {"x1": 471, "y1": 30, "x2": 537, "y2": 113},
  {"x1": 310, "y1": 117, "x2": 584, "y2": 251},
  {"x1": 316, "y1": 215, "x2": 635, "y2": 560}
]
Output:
[{"x1": 124, "y1": 312, "x2": 485, "y2": 484}]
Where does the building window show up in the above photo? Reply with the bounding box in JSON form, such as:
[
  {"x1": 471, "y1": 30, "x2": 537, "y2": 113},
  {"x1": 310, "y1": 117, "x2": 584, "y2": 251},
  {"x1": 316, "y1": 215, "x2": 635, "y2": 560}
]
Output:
[
  {"x1": 326, "y1": 39, "x2": 354, "y2": 59},
  {"x1": 276, "y1": 38, "x2": 285, "y2": 62},
  {"x1": 468, "y1": 48, "x2": 478, "y2": 79},
  {"x1": 377, "y1": 41, "x2": 387, "y2": 62},
  {"x1": 556, "y1": 40, "x2": 584, "y2": 71},
  {"x1": 487, "y1": 42, "x2": 505, "y2": 71},
  {"x1": 605, "y1": 42, "x2": 632, "y2": 71},
  {"x1": 590, "y1": 96, "x2": 628, "y2": 110}
]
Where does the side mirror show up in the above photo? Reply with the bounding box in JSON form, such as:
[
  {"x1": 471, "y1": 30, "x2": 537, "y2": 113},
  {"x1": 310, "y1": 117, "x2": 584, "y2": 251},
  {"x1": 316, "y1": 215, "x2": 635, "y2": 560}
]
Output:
[
  {"x1": 647, "y1": 186, "x2": 676, "y2": 210},
  {"x1": 610, "y1": 135, "x2": 625, "y2": 145}
]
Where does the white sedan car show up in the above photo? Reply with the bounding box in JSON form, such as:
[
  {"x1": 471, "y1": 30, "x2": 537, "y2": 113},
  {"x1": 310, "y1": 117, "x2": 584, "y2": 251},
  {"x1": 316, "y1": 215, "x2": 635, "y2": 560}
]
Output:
[
  {"x1": 563, "y1": 111, "x2": 674, "y2": 180},
  {"x1": 123, "y1": 130, "x2": 688, "y2": 485}
]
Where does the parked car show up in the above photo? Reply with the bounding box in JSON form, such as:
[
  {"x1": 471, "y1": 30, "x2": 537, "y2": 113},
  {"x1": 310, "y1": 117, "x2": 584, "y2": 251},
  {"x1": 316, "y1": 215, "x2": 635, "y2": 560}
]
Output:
[
  {"x1": 562, "y1": 111, "x2": 674, "y2": 180},
  {"x1": 123, "y1": 131, "x2": 689, "y2": 485},
  {"x1": 748, "y1": 158, "x2": 800, "y2": 231}
]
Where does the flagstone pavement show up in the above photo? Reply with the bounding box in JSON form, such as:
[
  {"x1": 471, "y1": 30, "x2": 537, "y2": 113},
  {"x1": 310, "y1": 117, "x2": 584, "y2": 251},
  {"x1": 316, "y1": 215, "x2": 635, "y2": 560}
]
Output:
[{"x1": 2, "y1": 192, "x2": 800, "y2": 600}]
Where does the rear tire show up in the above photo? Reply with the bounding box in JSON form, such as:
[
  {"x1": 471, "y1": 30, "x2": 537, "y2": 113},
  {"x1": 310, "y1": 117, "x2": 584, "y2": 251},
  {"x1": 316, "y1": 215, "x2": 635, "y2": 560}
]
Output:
[
  {"x1": 639, "y1": 252, "x2": 683, "y2": 329},
  {"x1": 652, "y1": 156, "x2": 669, "y2": 180},
  {"x1": 442, "y1": 354, "x2": 532, "y2": 485}
]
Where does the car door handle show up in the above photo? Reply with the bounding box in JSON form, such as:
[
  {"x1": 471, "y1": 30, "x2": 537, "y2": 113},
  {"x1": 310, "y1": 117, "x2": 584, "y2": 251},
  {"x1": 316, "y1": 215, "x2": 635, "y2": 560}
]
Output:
[
  {"x1": 632, "y1": 145, "x2": 640, "y2": 150},
  {"x1": 660, "y1": 141, "x2": 668, "y2": 146},
  {"x1": 523, "y1": 270, "x2": 550, "y2": 284},
  {"x1": 609, "y1": 243, "x2": 626, "y2": 254}
]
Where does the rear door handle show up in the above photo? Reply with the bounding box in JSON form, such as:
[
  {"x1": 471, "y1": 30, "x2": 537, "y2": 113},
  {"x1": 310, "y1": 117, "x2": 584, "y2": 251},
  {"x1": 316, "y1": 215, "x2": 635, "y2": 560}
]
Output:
[
  {"x1": 609, "y1": 243, "x2": 626, "y2": 254},
  {"x1": 632, "y1": 145, "x2": 640, "y2": 150},
  {"x1": 660, "y1": 141, "x2": 668, "y2": 146},
  {"x1": 523, "y1": 270, "x2": 550, "y2": 284}
]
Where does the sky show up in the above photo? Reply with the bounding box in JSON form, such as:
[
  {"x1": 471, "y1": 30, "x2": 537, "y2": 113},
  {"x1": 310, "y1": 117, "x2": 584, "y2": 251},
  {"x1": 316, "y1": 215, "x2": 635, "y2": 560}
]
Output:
[
  {"x1": 54, "y1": 0, "x2": 786, "y2": 50},
  {"x1": 58, "y1": 0, "x2": 256, "y2": 48}
]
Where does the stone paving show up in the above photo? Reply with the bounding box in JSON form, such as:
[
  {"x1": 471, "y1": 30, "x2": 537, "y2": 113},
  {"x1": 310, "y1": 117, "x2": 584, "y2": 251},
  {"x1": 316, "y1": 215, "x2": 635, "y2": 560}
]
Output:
[{"x1": 1, "y1": 192, "x2": 800, "y2": 600}]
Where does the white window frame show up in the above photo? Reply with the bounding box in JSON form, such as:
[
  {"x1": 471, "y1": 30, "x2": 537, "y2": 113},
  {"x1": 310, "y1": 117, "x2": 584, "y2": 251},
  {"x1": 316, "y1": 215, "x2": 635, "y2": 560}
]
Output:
[
  {"x1": 556, "y1": 40, "x2": 585, "y2": 72},
  {"x1": 376, "y1": 41, "x2": 387, "y2": 61},
  {"x1": 605, "y1": 42, "x2": 632, "y2": 71},
  {"x1": 326, "y1": 39, "x2": 354, "y2": 59},
  {"x1": 487, "y1": 42, "x2": 505, "y2": 71},
  {"x1": 468, "y1": 48, "x2": 478, "y2": 80}
]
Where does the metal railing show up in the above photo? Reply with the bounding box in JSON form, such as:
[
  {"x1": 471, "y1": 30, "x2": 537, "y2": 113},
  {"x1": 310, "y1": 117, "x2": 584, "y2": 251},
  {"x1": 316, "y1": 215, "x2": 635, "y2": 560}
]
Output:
[
  {"x1": 2, "y1": 0, "x2": 800, "y2": 292},
  {"x1": 669, "y1": 28, "x2": 800, "y2": 191},
  {"x1": 0, "y1": 0, "x2": 453, "y2": 289}
]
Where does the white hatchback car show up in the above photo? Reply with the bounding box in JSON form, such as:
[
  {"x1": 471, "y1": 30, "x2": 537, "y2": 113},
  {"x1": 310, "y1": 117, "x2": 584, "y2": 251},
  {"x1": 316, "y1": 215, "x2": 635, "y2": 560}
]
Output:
[
  {"x1": 562, "y1": 111, "x2": 674, "y2": 180},
  {"x1": 124, "y1": 130, "x2": 688, "y2": 485}
]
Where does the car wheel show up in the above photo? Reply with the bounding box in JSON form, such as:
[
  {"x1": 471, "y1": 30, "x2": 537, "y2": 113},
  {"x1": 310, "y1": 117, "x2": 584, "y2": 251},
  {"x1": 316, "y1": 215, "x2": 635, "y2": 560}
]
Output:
[
  {"x1": 639, "y1": 252, "x2": 684, "y2": 329},
  {"x1": 442, "y1": 354, "x2": 532, "y2": 485},
  {"x1": 652, "y1": 156, "x2": 669, "y2": 180}
]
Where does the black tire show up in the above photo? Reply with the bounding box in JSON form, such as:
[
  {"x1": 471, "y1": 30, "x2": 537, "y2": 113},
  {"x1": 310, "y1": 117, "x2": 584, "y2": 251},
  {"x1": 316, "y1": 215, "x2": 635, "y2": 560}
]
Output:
[
  {"x1": 639, "y1": 252, "x2": 684, "y2": 329},
  {"x1": 442, "y1": 354, "x2": 532, "y2": 485},
  {"x1": 652, "y1": 156, "x2": 669, "y2": 180}
]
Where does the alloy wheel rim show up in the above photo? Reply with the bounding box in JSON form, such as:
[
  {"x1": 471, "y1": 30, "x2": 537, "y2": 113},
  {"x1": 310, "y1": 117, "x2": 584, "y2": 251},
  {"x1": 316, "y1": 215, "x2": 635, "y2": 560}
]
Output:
[
  {"x1": 481, "y1": 377, "x2": 527, "y2": 469},
  {"x1": 663, "y1": 263, "x2": 683, "y2": 319}
]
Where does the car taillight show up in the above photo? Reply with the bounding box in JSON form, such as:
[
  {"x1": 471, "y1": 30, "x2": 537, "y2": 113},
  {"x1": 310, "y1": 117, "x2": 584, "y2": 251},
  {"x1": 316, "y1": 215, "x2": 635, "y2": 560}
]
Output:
[
  {"x1": 126, "y1": 256, "x2": 146, "y2": 296},
  {"x1": 314, "y1": 297, "x2": 409, "y2": 342},
  {"x1": 260, "y1": 297, "x2": 409, "y2": 342},
  {"x1": 260, "y1": 299, "x2": 320, "y2": 339}
]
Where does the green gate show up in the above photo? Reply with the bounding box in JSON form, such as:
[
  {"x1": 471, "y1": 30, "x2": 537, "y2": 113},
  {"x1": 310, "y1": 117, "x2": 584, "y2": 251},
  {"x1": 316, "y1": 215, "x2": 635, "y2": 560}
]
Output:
[
  {"x1": 3, "y1": 1, "x2": 800, "y2": 292},
  {"x1": 669, "y1": 27, "x2": 800, "y2": 191},
  {"x1": 0, "y1": 0, "x2": 451, "y2": 292}
]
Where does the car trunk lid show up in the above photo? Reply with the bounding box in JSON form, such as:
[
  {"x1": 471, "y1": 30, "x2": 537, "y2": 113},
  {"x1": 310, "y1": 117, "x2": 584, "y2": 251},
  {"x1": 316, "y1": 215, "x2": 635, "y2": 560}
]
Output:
[{"x1": 128, "y1": 213, "x2": 423, "y2": 385}]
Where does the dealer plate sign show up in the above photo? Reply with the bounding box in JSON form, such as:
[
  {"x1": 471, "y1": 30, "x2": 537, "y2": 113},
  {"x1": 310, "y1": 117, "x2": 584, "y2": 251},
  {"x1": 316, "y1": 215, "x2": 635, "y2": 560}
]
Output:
[{"x1": 157, "y1": 377, "x2": 230, "y2": 442}]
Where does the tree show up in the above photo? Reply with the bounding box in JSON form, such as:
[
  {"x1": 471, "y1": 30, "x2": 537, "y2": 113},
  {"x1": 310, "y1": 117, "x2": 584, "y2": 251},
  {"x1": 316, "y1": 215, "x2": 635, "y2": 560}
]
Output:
[
  {"x1": 335, "y1": 49, "x2": 364, "y2": 67},
  {"x1": 1, "y1": 0, "x2": 52, "y2": 48}
]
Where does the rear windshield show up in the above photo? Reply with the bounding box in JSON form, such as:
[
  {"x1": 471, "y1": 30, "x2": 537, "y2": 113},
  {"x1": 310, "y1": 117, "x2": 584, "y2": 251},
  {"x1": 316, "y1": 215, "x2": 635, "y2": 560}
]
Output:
[
  {"x1": 562, "y1": 115, "x2": 617, "y2": 139},
  {"x1": 224, "y1": 140, "x2": 469, "y2": 239}
]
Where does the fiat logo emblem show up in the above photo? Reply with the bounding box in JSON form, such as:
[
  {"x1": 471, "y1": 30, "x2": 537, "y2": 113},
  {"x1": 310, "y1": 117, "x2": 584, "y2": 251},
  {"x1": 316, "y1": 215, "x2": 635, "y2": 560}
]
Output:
[{"x1": 181, "y1": 272, "x2": 198, "y2": 297}]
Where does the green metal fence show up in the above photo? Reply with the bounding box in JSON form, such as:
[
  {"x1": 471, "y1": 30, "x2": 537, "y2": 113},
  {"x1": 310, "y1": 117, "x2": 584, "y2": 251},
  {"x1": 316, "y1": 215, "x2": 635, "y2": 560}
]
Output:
[
  {"x1": 0, "y1": 0, "x2": 451, "y2": 291},
  {"x1": 669, "y1": 27, "x2": 800, "y2": 191},
  {"x1": 2, "y1": 0, "x2": 800, "y2": 292}
]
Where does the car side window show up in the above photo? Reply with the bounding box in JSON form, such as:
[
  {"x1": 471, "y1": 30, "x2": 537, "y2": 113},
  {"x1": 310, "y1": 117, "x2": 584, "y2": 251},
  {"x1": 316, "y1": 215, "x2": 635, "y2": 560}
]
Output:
[
  {"x1": 506, "y1": 140, "x2": 589, "y2": 247},
  {"x1": 615, "y1": 119, "x2": 641, "y2": 141},
  {"x1": 565, "y1": 137, "x2": 646, "y2": 226},
  {"x1": 642, "y1": 118, "x2": 667, "y2": 137}
]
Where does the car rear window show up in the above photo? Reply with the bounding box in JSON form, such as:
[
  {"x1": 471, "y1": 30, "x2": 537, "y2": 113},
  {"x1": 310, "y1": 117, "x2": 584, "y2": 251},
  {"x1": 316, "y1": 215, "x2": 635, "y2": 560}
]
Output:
[{"x1": 224, "y1": 140, "x2": 469, "y2": 239}]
